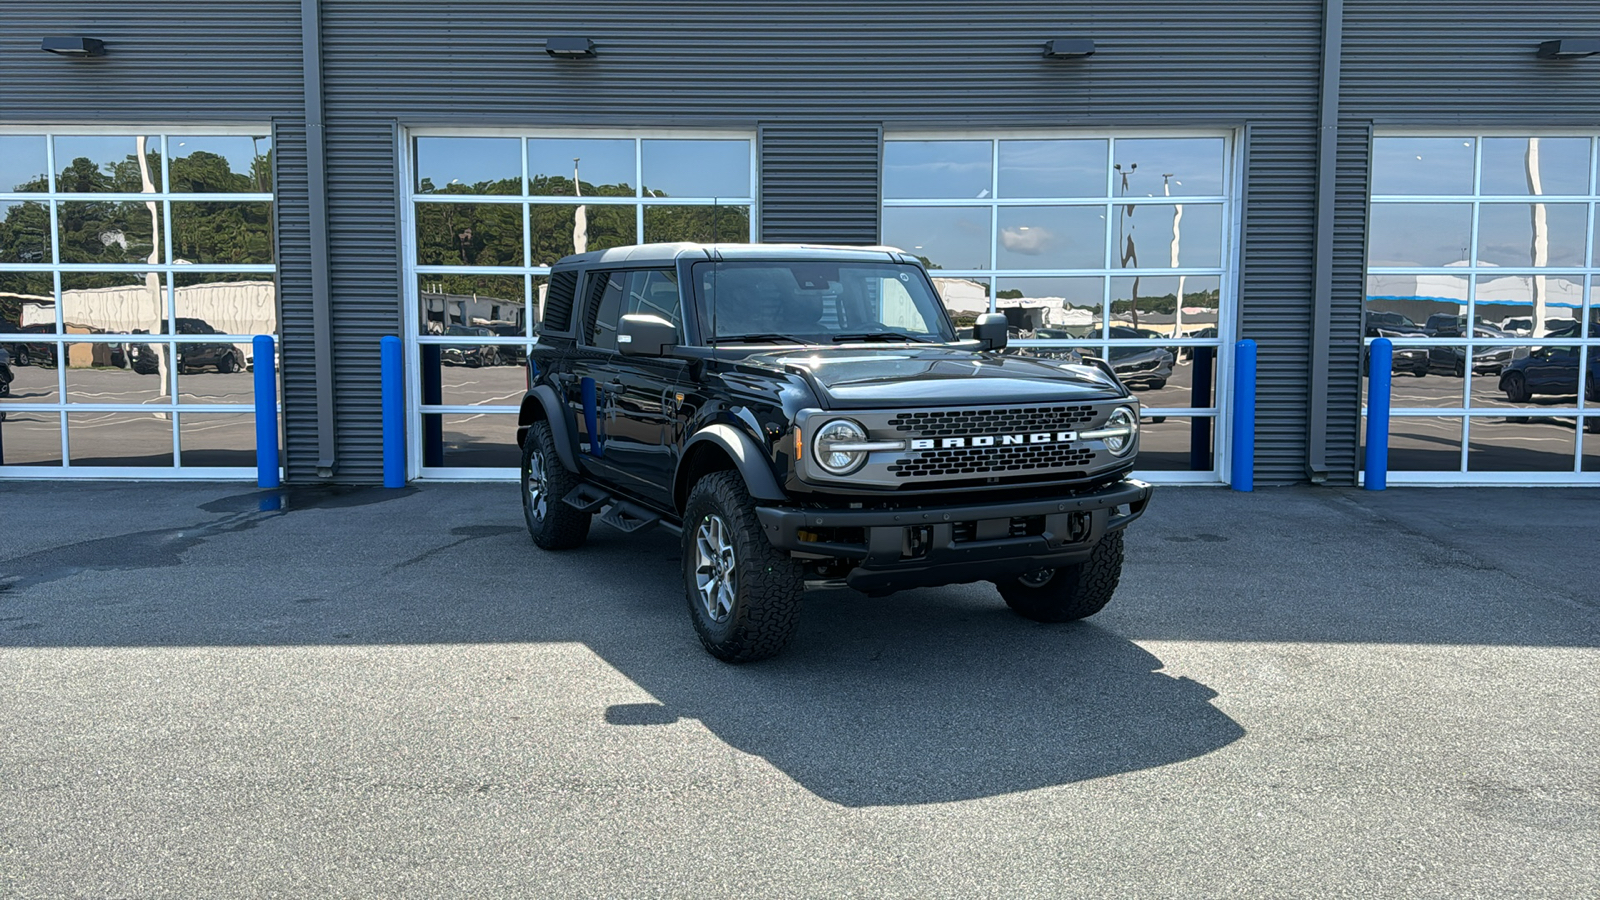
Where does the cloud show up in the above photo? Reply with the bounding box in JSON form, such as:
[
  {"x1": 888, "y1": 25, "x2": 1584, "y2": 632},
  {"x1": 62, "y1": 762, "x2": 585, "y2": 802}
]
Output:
[{"x1": 999, "y1": 226, "x2": 1054, "y2": 255}]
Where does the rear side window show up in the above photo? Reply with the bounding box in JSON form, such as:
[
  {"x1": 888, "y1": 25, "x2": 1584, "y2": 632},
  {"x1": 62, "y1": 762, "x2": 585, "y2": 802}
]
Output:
[
  {"x1": 541, "y1": 269, "x2": 578, "y2": 333},
  {"x1": 584, "y1": 268, "x2": 682, "y2": 351}
]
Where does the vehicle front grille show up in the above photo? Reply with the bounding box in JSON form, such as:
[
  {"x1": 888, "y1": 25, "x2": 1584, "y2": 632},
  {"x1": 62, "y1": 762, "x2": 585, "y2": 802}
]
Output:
[
  {"x1": 885, "y1": 404, "x2": 1097, "y2": 437},
  {"x1": 887, "y1": 442, "x2": 1096, "y2": 479}
]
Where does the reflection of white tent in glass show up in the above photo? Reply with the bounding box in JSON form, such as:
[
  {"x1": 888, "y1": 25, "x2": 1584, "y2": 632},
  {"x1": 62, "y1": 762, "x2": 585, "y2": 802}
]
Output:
[{"x1": 1367, "y1": 264, "x2": 1581, "y2": 332}]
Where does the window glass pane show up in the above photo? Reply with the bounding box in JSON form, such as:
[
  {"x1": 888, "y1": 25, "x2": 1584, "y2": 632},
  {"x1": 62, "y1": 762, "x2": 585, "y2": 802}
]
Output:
[
  {"x1": 0, "y1": 136, "x2": 49, "y2": 193},
  {"x1": 1112, "y1": 139, "x2": 1226, "y2": 197},
  {"x1": 176, "y1": 339, "x2": 254, "y2": 403},
  {"x1": 0, "y1": 200, "x2": 52, "y2": 264},
  {"x1": 588, "y1": 271, "x2": 626, "y2": 350},
  {"x1": 995, "y1": 206, "x2": 1105, "y2": 270},
  {"x1": 414, "y1": 137, "x2": 521, "y2": 195},
  {"x1": 882, "y1": 206, "x2": 991, "y2": 271},
  {"x1": 641, "y1": 140, "x2": 749, "y2": 198},
  {"x1": 61, "y1": 272, "x2": 166, "y2": 335},
  {"x1": 65, "y1": 342, "x2": 164, "y2": 402},
  {"x1": 530, "y1": 203, "x2": 635, "y2": 265},
  {"x1": 433, "y1": 345, "x2": 526, "y2": 405},
  {"x1": 530, "y1": 139, "x2": 635, "y2": 197},
  {"x1": 417, "y1": 274, "x2": 524, "y2": 336},
  {"x1": 178, "y1": 412, "x2": 255, "y2": 467},
  {"x1": 1583, "y1": 418, "x2": 1600, "y2": 472},
  {"x1": 642, "y1": 204, "x2": 749, "y2": 243},
  {"x1": 57, "y1": 200, "x2": 163, "y2": 264},
  {"x1": 1114, "y1": 204, "x2": 1222, "y2": 269},
  {"x1": 1467, "y1": 416, "x2": 1576, "y2": 471},
  {"x1": 0, "y1": 411, "x2": 62, "y2": 466},
  {"x1": 67, "y1": 411, "x2": 173, "y2": 466},
  {"x1": 1370, "y1": 137, "x2": 1475, "y2": 195},
  {"x1": 1111, "y1": 276, "x2": 1220, "y2": 339},
  {"x1": 1474, "y1": 274, "x2": 1581, "y2": 341},
  {"x1": 1364, "y1": 274, "x2": 1464, "y2": 336},
  {"x1": 883, "y1": 141, "x2": 992, "y2": 200},
  {"x1": 171, "y1": 201, "x2": 273, "y2": 264},
  {"x1": 1152, "y1": 344, "x2": 1220, "y2": 412},
  {"x1": 1478, "y1": 342, "x2": 1584, "y2": 410},
  {"x1": 1133, "y1": 416, "x2": 1217, "y2": 471},
  {"x1": 0, "y1": 272, "x2": 54, "y2": 333},
  {"x1": 168, "y1": 136, "x2": 272, "y2": 193},
  {"x1": 1372, "y1": 416, "x2": 1462, "y2": 472},
  {"x1": 414, "y1": 202, "x2": 524, "y2": 266},
  {"x1": 933, "y1": 276, "x2": 990, "y2": 324},
  {"x1": 997, "y1": 276, "x2": 1104, "y2": 338},
  {"x1": 1368, "y1": 203, "x2": 1472, "y2": 267},
  {"x1": 55, "y1": 135, "x2": 163, "y2": 193},
  {"x1": 1480, "y1": 137, "x2": 1591, "y2": 196},
  {"x1": 421, "y1": 413, "x2": 520, "y2": 467},
  {"x1": 1476, "y1": 203, "x2": 1586, "y2": 267},
  {"x1": 0, "y1": 355, "x2": 60, "y2": 403},
  {"x1": 172, "y1": 272, "x2": 277, "y2": 337},
  {"x1": 998, "y1": 140, "x2": 1107, "y2": 199}
]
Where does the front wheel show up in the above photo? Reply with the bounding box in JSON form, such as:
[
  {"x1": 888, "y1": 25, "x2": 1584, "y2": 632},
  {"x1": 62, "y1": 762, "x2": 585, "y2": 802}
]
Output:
[
  {"x1": 1503, "y1": 372, "x2": 1532, "y2": 403},
  {"x1": 521, "y1": 420, "x2": 590, "y2": 551},
  {"x1": 997, "y1": 530, "x2": 1124, "y2": 623},
  {"x1": 682, "y1": 471, "x2": 804, "y2": 663}
]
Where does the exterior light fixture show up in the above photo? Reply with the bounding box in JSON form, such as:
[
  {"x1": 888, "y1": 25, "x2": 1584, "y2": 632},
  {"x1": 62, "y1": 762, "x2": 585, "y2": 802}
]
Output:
[
  {"x1": 545, "y1": 37, "x2": 596, "y2": 59},
  {"x1": 1043, "y1": 39, "x2": 1095, "y2": 59},
  {"x1": 1537, "y1": 38, "x2": 1600, "y2": 60},
  {"x1": 41, "y1": 37, "x2": 106, "y2": 57}
]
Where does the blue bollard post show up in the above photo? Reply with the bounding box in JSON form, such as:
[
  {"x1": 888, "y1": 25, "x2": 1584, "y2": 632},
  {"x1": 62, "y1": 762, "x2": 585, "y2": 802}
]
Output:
[
  {"x1": 1364, "y1": 338, "x2": 1392, "y2": 491},
  {"x1": 381, "y1": 335, "x2": 405, "y2": 488},
  {"x1": 1230, "y1": 339, "x2": 1257, "y2": 492},
  {"x1": 253, "y1": 335, "x2": 280, "y2": 489}
]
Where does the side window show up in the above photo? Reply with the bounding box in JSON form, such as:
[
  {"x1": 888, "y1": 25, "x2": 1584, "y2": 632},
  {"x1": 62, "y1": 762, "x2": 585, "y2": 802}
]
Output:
[
  {"x1": 586, "y1": 271, "x2": 626, "y2": 350},
  {"x1": 624, "y1": 269, "x2": 684, "y2": 339}
]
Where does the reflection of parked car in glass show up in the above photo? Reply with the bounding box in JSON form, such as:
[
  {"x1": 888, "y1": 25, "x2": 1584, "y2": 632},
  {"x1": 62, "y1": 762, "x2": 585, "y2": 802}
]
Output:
[
  {"x1": 487, "y1": 322, "x2": 526, "y2": 365},
  {"x1": 1426, "y1": 324, "x2": 1513, "y2": 377},
  {"x1": 1498, "y1": 322, "x2": 1600, "y2": 404},
  {"x1": 0, "y1": 324, "x2": 59, "y2": 368},
  {"x1": 1364, "y1": 311, "x2": 1428, "y2": 376},
  {"x1": 128, "y1": 318, "x2": 244, "y2": 375},
  {"x1": 1107, "y1": 326, "x2": 1174, "y2": 389},
  {"x1": 441, "y1": 324, "x2": 500, "y2": 367}
]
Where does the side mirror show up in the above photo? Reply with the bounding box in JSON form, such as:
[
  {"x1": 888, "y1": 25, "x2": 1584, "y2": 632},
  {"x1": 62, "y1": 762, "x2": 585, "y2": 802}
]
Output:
[
  {"x1": 617, "y1": 314, "x2": 678, "y2": 357},
  {"x1": 973, "y1": 313, "x2": 1009, "y2": 351}
]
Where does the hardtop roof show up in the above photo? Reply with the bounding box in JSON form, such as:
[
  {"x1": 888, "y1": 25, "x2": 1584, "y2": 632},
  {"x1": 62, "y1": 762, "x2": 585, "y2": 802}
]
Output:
[{"x1": 549, "y1": 242, "x2": 916, "y2": 269}]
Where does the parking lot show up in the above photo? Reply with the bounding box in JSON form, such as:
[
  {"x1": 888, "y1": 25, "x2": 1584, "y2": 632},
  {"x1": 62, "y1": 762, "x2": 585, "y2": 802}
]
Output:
[{"x1": 1, "y1": 481, "x2": 1595, "y2": 897}]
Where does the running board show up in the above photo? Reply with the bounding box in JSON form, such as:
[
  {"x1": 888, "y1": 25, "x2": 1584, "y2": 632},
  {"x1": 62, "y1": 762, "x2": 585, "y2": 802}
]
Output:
[
  {"x1": 563, "y1": 483, "x2": 610, "y2": 514},
  {"x1": 596, "y1": 500, "x2": 660, "y2": 534}
]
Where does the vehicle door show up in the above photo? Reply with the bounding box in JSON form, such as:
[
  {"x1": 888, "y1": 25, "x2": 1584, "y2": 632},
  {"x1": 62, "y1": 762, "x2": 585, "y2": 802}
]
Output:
[
  {"x1": 568, "y1": 268, "x2": 689, "y2": 507},
  {"x1": 1525, "y1": 343, "x2": 1579, "y2": 393}
]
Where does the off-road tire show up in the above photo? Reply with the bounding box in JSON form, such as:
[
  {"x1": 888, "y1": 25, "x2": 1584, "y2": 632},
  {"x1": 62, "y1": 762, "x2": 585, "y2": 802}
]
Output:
[
  {"x1": 998, "y1": 530, "x2": 1124, "y2": 623},
  {"x1": 682, "y1": 471, "x2": 804, "y2": 663},
  {"x1": 521, "y1": 419, "x2": 590, "y2": 551}
]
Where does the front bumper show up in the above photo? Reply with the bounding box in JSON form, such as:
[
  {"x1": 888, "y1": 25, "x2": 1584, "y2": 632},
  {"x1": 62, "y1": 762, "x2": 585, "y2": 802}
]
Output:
[{"x1": 755, "y1": 478, "x2": 1153, "y2": 594}]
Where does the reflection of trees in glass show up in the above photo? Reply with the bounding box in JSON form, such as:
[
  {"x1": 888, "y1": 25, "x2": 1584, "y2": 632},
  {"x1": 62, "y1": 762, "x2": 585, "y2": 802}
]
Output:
[
  {"x1": 56, "y1": 152, "x2": 164, "y2": 193},
  {"x1": 644, "y1": 205, "x2": 750, "y2": 243},
  {"x1": 529, "y1": 204, "x2": 633, "y2": 266},
  {"x1": 418, "y1": 176, "x2": 521, "y2": 196},
  {"x1": 0, "y1": 201, "x2": 50, "y2": 264},
  {"x1": 173, "y1": 202, "x2": 273, "y2": 264},
  {"x1": 415, "y1": 203, "x2": 522, "y2": 266},
  {"x1": 57, "y1": 201, "x2": 160, "y2": 265},
  {"x1": 529, "y1": 175, "x2": 632, "y2": 198},
  {"x1": 170, "y1": 150, "x2": 271, "y2": 193},
  {"x1": 1110, "y1": 288, "x2": 1220, "y2": 317}
]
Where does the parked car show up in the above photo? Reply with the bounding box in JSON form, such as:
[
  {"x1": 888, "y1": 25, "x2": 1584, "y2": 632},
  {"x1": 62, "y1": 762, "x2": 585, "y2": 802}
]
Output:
[
  {"x1": 128, "y1": 318, "x2": 245, "y2": 375},
  {"x1": 0, "y1": 323, "x2": 59, "y2": 368},
  {"x1": 1426, "y1": 324, "x2": 1514, "y2": 377},
  {"x1": 1364, "y1": 310, "x2": 1429, "y2": 376},
  {"x1": 1499, "y1": 322, "x2": 1600, "y2": 403},
  {"x1": 487, "y1": 322, "x2": 527, "y2": 365},
  {"x1": 441, "y1": 324, "x2": 500, "y2": 367}
]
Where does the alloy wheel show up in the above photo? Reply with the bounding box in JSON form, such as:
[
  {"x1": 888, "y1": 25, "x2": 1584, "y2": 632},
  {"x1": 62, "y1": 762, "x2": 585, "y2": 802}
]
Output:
[{"x1": 694, "y1": 514, "x2": 737, "y2": 623}]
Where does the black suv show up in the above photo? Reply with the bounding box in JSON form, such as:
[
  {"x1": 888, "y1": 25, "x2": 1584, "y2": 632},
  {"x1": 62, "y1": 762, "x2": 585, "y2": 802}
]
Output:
[{"x1": 517, "y1": 244, "x2": 1153, "y2": 662}]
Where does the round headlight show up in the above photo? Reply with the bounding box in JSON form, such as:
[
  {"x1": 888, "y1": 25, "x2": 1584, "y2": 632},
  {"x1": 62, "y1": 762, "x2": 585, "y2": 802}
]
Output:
[
  {"x1": 813, "y1": 418, "x2": 870, "y2": 475},
  {"x1": 1102, "y1": 406, "x2": 1139, "y2": 456}
]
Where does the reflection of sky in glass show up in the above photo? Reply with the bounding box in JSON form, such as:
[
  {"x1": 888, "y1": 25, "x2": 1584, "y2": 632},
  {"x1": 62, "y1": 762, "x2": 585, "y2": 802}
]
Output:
[
  {"x1": 996, "y1": 276, "x2": 1103, "y2": 306},
  {"x1": 1371, "y1": 138, "x2": 1475, "y2": 195},
  {"x1": 1115, "y1": 205, "x2": 1222, "y2": 268},
  {"x1": 415, "y1": 137, "x2": 521, "y2": 193},
  {"x1": 882, "y1": 206, "x2": 991, "y2": 270},
  {"x1": 54, "y1": 136, "x2": 156, "y2": 189},
  {"x1": 998, "y1": 140, "x2": 1107, "y2": 198},
  {"x1": 170, "y1": 136, "x2": 271, "y2": 187},
  {"x1": 1477, "y1": 203, "x2": 1587, "y2": 267},
  {"x1": 0, "y1": 136, "x2": 48, "y2": 192},
  {"x1": 996, "y1": 206, "x2": 1105, "y2": 269},
  {"x1": 642, "y1": 140, "x2": 749, "y2": 198},
  {"x1": 530, "y1": 139, "x2": 634, "y2": 194},
  {"x1": 1480, "y1": 138, "x2": 1591, "y2": 196},
  {"x1": 1111, "y1": 139, "x2": 1225, "y2": 197},
  {"x1": 1368, "y1": 203, "x2": 1472, "y2": 267},
  {"x1": 883, "y1": 141, "x2": 992, "y2": 199}
]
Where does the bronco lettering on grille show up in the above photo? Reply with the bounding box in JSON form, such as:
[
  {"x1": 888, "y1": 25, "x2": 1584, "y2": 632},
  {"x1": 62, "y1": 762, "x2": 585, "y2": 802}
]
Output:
[{"x1": 910, "y1": 431, "x2": 1079, "y2": 450}]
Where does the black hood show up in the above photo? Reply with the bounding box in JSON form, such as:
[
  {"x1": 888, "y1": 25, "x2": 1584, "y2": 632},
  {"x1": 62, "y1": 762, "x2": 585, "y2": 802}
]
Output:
[{"x1": 740, "y1": 347, "x2": 1125, "y2": 409}]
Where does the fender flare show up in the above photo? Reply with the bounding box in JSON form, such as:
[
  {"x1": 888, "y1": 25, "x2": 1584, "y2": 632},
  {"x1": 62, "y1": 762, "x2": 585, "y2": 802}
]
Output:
[
  {"x1": 677, "y1": 423, "x2": 787, "y2": 504},
  {"x1": 516, "y1": 385, "x2": 580, "y2": 473}
]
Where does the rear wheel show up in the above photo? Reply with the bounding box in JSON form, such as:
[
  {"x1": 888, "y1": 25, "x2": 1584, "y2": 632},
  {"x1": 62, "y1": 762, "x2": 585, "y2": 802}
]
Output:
[
  {"x1": 682, "y1": 471, "x2": 804, "y2": 663},
  {"x1": 997, "y1": 530, "x2": 1124, "y2": 623},
  {"x1": 218, "y1": 353, "x2": 236, "y2": 374},
  {"x1": 521, "y1": 419, "x2": 590, "y2": 550},
  {"x1": 1503, "y1": 372, "x2": 1532, "y2": 403}
]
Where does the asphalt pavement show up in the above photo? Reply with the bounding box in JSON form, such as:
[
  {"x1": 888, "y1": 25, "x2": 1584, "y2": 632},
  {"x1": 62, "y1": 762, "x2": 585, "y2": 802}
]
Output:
[{"x1": 0, "y1": 481, "x2": 1596, "y2": 898}]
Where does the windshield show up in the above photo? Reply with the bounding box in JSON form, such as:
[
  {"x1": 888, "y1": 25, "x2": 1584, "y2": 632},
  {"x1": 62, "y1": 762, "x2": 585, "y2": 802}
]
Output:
[{"x1": 691, "y1": 261, "x2": 955, "y2": 344}]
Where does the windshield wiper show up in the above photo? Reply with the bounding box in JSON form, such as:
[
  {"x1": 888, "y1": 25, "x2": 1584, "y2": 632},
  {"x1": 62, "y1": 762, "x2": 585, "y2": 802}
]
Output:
[
  {"x1": 711, "y1": 333, "x2": 813, "y2": 345},
  {"x1": 830, "y1": 331, "x2": 934, "y2": 343}
]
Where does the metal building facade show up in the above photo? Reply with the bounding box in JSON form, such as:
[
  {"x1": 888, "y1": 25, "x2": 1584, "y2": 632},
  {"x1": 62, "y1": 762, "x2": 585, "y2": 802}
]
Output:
[{"x1": 2, "y1": 1, "x2": 1597, "y2": 484}]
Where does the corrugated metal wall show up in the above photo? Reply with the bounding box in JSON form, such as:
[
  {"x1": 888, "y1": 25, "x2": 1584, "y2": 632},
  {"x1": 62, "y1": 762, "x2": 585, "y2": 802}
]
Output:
[
  {"x1": 1330, "y1": 1, "x2": 1600, "y2": 482},
  {"x1": 316, "y1": 0, "x2": 1326, "y2": 484}
]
